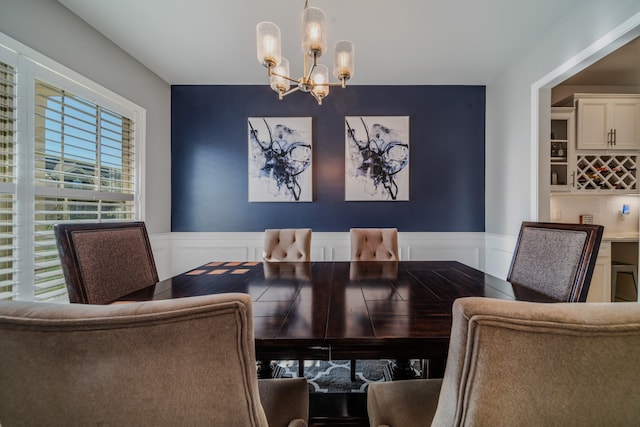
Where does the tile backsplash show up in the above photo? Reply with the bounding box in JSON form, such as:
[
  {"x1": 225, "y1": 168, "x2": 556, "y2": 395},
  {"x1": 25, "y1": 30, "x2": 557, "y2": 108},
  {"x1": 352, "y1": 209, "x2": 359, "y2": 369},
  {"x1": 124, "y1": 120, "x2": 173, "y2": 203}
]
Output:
[{"x1": 550, "y1": 195, "x2": 639, "y2": 234}]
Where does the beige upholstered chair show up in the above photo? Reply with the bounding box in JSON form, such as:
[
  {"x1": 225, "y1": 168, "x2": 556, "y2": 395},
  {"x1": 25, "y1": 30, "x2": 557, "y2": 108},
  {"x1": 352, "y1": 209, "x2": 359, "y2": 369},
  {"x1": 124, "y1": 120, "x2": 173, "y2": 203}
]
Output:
[
  {"x1": 263, "y1": 228, "x2": 312, "y2": 262},
  {"x1": 368, "y1": 297, "x2": 640, "y2": 427},
  {"x1": 350, "y1": 228, "x2": 399, "y2": 261},
  {"x1": 54, "y1": 222, "x2": 159, "y2": 304},
  {"x1": 0, "y1": 293, "x2": 308, "y2": 427},
  {"x1": 507, "y1": 221, "x2": 604, "y2": 302}
]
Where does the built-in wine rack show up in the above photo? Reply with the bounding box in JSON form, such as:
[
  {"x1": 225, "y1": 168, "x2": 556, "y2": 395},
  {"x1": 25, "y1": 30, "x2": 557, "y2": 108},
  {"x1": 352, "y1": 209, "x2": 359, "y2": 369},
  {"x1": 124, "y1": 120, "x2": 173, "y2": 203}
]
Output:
[{"x1": 575, "y1": 155, "x2": 637, "y2": 191}]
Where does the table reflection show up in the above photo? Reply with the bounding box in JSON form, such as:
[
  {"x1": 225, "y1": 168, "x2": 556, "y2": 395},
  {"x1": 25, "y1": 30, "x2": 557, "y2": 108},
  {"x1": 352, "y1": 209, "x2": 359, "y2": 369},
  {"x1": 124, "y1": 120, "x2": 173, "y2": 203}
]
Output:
[
  {"x1": 349, "y1": 261, "x2": 398, "y2": 280},
  {"x1": 263, "y1": 261, "x2": 312, "y2": 281}
]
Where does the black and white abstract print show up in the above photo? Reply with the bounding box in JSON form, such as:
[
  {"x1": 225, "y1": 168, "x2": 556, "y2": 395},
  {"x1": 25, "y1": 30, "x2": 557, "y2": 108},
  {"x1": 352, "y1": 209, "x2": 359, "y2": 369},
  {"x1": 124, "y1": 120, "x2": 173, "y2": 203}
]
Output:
[
  {"x1": 345, "y1": 116, "x2": 409, "y2": 201},
  {"x1": 248, "y1": 117, "x2": 312, "y2": 202}
]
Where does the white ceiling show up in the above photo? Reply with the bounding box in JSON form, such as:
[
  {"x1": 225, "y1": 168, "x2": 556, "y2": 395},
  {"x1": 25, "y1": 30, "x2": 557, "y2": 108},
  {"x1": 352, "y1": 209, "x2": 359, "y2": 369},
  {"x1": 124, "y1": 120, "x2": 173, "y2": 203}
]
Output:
[{"x1": 57, "y1": 0, "x2": 586, "y2": 86}]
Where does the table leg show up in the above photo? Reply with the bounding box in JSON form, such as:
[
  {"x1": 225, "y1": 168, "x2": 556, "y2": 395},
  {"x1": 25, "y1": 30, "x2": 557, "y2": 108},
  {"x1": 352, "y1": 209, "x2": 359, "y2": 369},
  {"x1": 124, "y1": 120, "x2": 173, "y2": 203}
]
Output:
[{"x1": 383, "y1": 358, "x2": 419, "y2": 381}]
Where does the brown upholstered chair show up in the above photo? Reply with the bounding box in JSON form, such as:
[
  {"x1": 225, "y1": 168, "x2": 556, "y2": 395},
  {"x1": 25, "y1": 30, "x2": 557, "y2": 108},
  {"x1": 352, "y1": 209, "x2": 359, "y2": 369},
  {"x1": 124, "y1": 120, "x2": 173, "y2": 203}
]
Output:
[
  {"x1": 368, "y1": 297, "x2": 640, "y2": 427},
  {"x1": 0, "y1": 293, "x2": 309, "y2": 427},
  {"x1": 350, "y1": 228, "x2": 399, "y2": 261},
  {"x1": 263, "y1": 228, "x2": 312, "y2": 262},
  {"x1": 507, "y1": 221, "x2": 604, "y2": 302},
  {"x1": 54, "y1": 221, "x2": 159, "y2": 304}
]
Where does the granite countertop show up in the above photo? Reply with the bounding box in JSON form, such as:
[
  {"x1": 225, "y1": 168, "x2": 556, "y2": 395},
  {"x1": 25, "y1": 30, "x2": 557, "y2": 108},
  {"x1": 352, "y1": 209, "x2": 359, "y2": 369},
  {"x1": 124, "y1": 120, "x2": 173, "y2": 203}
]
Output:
[{"x1": 602, "y1": 232, "x2": 639, "y2": 242}]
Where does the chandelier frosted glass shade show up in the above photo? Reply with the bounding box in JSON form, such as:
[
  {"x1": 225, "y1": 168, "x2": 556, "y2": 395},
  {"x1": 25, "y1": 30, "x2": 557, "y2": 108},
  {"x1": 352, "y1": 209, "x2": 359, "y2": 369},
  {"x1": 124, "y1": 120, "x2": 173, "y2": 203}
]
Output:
[
  {"x1": 256, "y1": 21, "x2": 281, "y2": 67},
  {"x1": 270, "y1": 57, "x2": 291, "y2": 95},
  {"x1": 301, "y1": 7, "x2": 327, "y2": 57},
  {"x1": 311, "y1": 64, "x2": 329, "y2": 100},
  {"x1": 333, "y1": 41, "x2": 354, "y2": 84}
]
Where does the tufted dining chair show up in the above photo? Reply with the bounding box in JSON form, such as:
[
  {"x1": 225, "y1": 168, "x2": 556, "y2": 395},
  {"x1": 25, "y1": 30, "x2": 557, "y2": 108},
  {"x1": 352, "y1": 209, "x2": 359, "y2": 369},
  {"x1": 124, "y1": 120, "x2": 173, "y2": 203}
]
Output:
[
  {"x1": 507, "y1": 221, "x2": 604, "y2": 302},
  {"x1": 367, "y1": 297, "x2": 640, "y2": 427},
  {"x1": 263, "y1": 228, "x2": 312, "y2": 262},
  {"x1": 0, "y1": 293, "x2": 308, "y2": 427},
  {"x1": 54, "y1": 221, "x2": 159, "y2": 304},
  {"x1": 350, "y1": 228, "x2": 399, "y2": 261}
]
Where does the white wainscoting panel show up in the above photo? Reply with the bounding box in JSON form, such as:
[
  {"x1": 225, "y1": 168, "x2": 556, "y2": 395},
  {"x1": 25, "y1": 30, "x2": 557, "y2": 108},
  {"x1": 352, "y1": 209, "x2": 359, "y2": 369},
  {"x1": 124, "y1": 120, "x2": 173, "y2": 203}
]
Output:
[
  {"x1": 149, "y1": 231, "x2": 503, "y2": 278},
  {"x1": 148, "y1": 233, "x2": 172, "y2": 280},
  {"x1": 484, "y1": 232, "x2": 518, "y2": 280},
  {"x1": 401, "y1": 233, "x2": 484, "y2": 268}
]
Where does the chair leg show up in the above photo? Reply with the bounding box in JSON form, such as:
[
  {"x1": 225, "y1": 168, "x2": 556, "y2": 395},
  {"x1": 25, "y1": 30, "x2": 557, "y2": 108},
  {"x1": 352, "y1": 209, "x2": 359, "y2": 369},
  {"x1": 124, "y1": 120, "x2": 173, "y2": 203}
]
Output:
[
  {"x1": 350, "y1": 359, "x2": 356, "y2": 381},
  {"x1": 422, "y1": 358, "x2": 446, "y2": 379}
]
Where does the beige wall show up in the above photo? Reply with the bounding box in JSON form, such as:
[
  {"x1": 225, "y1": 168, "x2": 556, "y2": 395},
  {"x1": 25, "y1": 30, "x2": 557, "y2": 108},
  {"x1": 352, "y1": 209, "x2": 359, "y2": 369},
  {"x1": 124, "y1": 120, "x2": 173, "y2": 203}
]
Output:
[{"x1": 0, "y1": 0, "x2": 172, "y2": 233}]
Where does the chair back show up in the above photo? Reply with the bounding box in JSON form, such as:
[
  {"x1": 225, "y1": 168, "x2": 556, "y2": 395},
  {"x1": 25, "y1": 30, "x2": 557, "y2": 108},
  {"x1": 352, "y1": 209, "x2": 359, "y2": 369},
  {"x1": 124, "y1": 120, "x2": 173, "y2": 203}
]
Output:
[
  {"x1": 507, "y1": 221, "x2": 603, "y2": 302},
  {"x1": 263, "y1": 228, "x2": 312, "y2": 262},
  {"x1": 350, "y1": 228, "x2": 399, "y2": 261},
  {"x1": 54, "y1": 222, "x2": 159, "y2": 304},
  {"x1": 432, "y1": 297, "x2": 640, "y2": 426},
  {"x1": 0, "y1": 294, "x2": 273, "y2": 426}
]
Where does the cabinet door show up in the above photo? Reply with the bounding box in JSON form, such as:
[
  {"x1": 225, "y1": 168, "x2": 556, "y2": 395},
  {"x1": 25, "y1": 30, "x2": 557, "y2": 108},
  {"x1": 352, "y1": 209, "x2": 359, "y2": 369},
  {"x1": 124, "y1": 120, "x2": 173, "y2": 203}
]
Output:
[
  {"x1": 577, "y1": 97, "x2": 640, "y2": 150},
  {"x1": 577, "y1": 99, "x2": 608, "y2": 150},
  {"x1": 586, "y1": 241, "x2": 611, "y2": 302},
  {"x1": 610, "y1": 99, "x2": 640, "y2": 149}
]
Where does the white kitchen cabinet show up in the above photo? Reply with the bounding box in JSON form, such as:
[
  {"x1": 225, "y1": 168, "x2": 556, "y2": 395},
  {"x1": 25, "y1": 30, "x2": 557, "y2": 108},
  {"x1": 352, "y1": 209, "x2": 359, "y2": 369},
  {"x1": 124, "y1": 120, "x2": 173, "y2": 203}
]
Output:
[
  {"x1": 586, "y1": 240, "x2": 611, "y2": 302},
  {"x1": 576, "y1": 95, "x2": 640, "y2": 150}
]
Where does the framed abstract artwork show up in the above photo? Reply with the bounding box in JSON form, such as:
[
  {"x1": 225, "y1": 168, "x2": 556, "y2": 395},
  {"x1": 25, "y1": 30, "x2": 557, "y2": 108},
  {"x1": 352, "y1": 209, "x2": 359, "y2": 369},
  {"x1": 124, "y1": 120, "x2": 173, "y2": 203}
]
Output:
[
  {"x1": 345, "y1": 116, "x2": 410, "y2": 201},
  {"x1": 248, "y1": 117, "x2": 313, "y2": 202}
]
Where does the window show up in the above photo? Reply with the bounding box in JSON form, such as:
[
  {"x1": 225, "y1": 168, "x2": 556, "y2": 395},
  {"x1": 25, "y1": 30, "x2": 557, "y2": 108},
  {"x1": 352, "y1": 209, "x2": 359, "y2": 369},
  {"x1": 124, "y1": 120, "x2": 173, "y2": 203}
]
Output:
[
  {"x1": 0, "y1": 37, "x2": 144, "y2": 302},
  {"x1": 0, "y1": 57, "x2": 16, "y2": 301}
]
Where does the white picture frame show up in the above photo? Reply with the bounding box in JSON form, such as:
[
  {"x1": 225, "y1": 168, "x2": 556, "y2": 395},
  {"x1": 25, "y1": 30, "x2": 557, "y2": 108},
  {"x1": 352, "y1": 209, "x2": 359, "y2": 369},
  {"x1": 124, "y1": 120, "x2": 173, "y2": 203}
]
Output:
[
  {"x1": 248, "y1": 117, "x2": 313, "y2": 202},
  {"x1": 345, "y1": 116, "x2": 409, "y2": 201}
]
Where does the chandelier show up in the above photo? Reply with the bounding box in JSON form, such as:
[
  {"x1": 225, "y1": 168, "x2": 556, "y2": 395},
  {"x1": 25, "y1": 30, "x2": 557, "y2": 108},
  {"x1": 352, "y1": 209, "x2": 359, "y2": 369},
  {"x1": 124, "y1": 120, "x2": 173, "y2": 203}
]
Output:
[{"x1": 256, "y1": 0, "x2": 355, "y2": 105}]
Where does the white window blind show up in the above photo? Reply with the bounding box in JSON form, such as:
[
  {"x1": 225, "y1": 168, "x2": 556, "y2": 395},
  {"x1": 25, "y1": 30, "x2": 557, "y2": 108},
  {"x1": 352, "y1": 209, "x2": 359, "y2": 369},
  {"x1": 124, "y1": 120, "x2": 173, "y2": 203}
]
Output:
[
  {"x1": 0, "y1": 59, "x2": 16, "y2": 301},
  {"x1": 0, "y1": 36, "x2": 144, "y2": 302},
  {"x1": 32, "y1": 80, "x2": 135, "y2": 301}
]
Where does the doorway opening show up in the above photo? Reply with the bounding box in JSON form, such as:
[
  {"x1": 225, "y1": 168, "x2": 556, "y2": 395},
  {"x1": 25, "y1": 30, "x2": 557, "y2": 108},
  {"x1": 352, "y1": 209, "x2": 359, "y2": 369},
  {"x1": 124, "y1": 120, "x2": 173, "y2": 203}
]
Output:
[{"x1": 533, "y1": 15, "x2": 640, "y2": 303}]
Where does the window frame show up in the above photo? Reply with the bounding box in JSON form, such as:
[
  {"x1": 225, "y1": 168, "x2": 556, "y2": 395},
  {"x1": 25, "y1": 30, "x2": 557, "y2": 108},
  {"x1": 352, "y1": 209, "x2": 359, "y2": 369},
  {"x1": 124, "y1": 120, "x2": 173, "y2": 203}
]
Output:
[{"x1": 0, "y1": 32, "x2": 146, "y2": 302}]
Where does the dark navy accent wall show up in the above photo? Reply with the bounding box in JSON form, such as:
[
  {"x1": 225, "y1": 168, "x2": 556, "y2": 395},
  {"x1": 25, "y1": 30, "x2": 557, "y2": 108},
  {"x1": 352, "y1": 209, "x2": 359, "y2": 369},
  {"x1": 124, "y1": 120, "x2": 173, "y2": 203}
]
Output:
[{"x1": 171, "y1": 85, "x2": 485, "y2": 232}]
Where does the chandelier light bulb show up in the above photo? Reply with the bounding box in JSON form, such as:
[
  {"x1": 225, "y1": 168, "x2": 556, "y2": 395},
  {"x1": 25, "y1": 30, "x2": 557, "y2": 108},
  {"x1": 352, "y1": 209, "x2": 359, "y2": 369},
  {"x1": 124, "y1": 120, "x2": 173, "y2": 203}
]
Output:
[
  {"x1": 307, "y1": 24, "x2": 322, "y2": 51},
  {"x1": 337, "y1": 52, "x2": 349, "y2": 67},
  {"x1": 264, "y1": 36, "x2": 276, "y2": 55}
]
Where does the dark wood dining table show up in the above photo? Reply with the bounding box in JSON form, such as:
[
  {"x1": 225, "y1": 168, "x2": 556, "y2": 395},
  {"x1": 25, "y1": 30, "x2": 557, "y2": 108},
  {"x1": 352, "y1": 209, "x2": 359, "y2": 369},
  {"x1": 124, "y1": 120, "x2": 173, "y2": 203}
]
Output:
[{"x1": 118, "y1": 260, "x2": 551, "y2": 378}]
